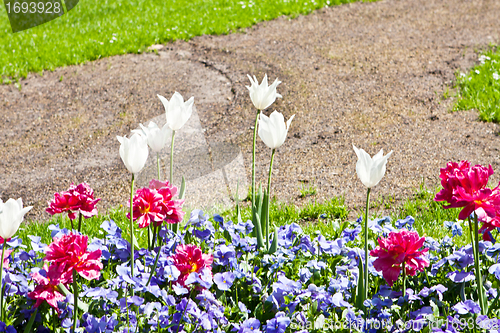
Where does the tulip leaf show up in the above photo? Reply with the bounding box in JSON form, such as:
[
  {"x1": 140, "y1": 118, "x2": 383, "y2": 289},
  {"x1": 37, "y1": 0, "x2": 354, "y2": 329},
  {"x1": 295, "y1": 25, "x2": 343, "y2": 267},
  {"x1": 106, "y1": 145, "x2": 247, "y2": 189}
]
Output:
[
  {"x1": 235, "y1": 180, "x2": 242, "y2": 224},
  {"x1": 23, "y1": 308, "x2": 37, "y2": 333},
  {"x1": 261, "y1": 191, "x2": 269, "y2": 242},
  {"x1": 257, "y1": 183, "x2": 263, "y2": 218},
  {"x1": 254, "y1": 213, "x2": 264, "y2": 250},
  {"x1": 179, "y1": 176, "x2": 186, "y2": 200},
  {"x1": 269, "y1": 226, "x2": 278, "y2": 254},
  {"x1": 57, "y1": 283, "x2": 89, "y2": 312},
  {"x1": 355, "y1": 257, "x2": 364, "y2": 310}
]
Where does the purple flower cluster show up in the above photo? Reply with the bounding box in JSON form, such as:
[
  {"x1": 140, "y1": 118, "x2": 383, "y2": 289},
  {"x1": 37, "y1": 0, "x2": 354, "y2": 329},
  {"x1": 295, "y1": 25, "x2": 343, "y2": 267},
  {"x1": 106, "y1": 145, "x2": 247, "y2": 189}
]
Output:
[{"x1": 0, "y1": 211, "x2": 499, "y2": 332}]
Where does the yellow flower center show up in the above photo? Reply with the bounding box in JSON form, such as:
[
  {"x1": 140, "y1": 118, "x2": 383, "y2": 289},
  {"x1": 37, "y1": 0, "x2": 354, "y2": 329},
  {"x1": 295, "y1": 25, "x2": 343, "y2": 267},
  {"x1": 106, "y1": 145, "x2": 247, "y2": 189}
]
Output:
[{"x1": 188, "y1": 262, "x2": 198, "y2": 273}]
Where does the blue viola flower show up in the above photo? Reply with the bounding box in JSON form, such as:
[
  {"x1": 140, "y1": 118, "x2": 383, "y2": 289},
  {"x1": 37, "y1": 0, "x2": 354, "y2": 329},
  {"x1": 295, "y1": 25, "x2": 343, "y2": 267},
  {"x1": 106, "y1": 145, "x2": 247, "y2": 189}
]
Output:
[
  {"x1": 265, "y1": 312, "x2": 290, "y2": 333},
  {"x1": 444, "y1": 220, "x2": 463, "y2": 237},
  {"x1": 214, "y1": 244, "x2": 235, "y2": 266},
  {"x1": 196, "y1": 289, "x2": 219, "y2": 308},
  {"x1": 172, "y1": 284, "x2": 188, "y2": 295},
  {"x1": 446, "y1": 270, "x2": 475, "y2": 283},
  {"x1": 342, "y1": 225, "x2": 361, "y2": 242},
  {"x1": 453, "y1": 300, "x2": 481, "y2": 314},
  {"x1": 489, "y1": 263, "x2": 500, "y2": 280},
  {"x1": 238, "y1": 318, "x2": 261, "y2": 333},
  {"x1": 214, "y1": 272, "x2": 235, "y2": 291},
  {"x1": 0, "y1": 321, "x2": 16, "y2": 333},
  {"x1": 101, "y1": 220, "x2": 122, "y2": 237},
  {"x1": 298, "y1": 268, "x2": 312, "y2": 283},
  {"x1": 27, "y1": 235, "x2": 47, "y2": 253},
  {"x1": 395, "y1": 216, "x2": 415, "y2": 230},
  {"x1": 119, "y1": 296, "x2": 144, "y2": 309},
  {"x1": 188, "y1": 209, "x2": 209, "y2": 227}
]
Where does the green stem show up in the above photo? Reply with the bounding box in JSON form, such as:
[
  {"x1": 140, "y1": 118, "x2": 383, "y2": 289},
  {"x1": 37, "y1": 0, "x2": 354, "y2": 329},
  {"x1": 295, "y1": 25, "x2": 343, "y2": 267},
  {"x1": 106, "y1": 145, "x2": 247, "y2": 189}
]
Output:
[
  {"x1": 146, "y1": 246, "x2": 162, "y2": 287},
  {"x1": 175, "y1": 289, "x2": 193, "y2": 333},
  {"x1": 126, "y1": 292, "x2": 130, "y2": 332},
  {"x1": 151, "y1": 224, "x2": 158, "y2": 249},
  {"x1": 77, "y1": 212, "x2": 82, "y2": 233},
  {"x1": 402, "y1": 261, "x2": 406, "y2": 298},
  {"x1": 423, "y1": 265, "x2": 431, "y2": 286},
  {"x1": 170, "y1": 130, "x2": 175, "y2": 184},
  {"x1": 265, "y1": 149, "x2": 275, "y2": 251},
  {"x1": 148, "y1": 225, "x2": 151, "y2": 251},
  {"x1": 468, "y1": 217, "x2": 475, "y2": 253},
  {"x1": 0, "y1": 245, "x2": 5, "y2": 322},
  {"x1": 72, "y1": 270, "x2": 78, "y2": 333},
  {"x1": 52, "y1": 307, "x2": 56, "y2": 331},
  {"x1": 157, "y1": 152, "x2": 161, "y2": 181},
  {"x1": 473, "y1": 214, "x2": 486, "y2": 315},
  {"x1": 364, "y1": 188, "x2": 371, "y2": 303},
  {"x1": 235, "y1": 283, "x2": 239, "y2": 305},
  {"x1": 130, "y1": 173, "x2": 135, "y2": 291},
  {"x1": 251, "y1": 111, "x2": 260, "y2": 211}
]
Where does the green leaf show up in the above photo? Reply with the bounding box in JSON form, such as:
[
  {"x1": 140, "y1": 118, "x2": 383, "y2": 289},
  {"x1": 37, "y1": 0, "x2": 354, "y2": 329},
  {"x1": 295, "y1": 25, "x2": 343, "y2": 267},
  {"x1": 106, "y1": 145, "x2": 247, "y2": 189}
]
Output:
[
  {"x1": 23, "y1": 308, "x2": 37, "y2": 333},
  {"x1": 269, "y1": 226, "x2": 278, "y2": 254},
  {"x1": 254, "y1": 213, "x2": 265, "y2": 250},
  {"x1": 355, "y1": 257, "x2": 364, "y2": 310},
  {"x1": 179, "y1": 176, "x2": 186, "y2": 200},
  {"x1": 57, "y1": 283, "x2": 89, "y2": 312},
  {"x1": 235, "y1": 180, "x2": 242, "y2": 224},
  {"x1": 261, "y1": 191, "x2": 269, "y2": 242}
]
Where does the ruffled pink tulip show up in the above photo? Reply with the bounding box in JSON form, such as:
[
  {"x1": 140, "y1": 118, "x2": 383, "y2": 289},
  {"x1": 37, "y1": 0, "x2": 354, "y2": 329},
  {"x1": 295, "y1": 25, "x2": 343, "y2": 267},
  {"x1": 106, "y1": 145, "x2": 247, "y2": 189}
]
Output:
[
  {"x1": 475, "y1": 207, "x2": 500, "y2": 241},
  {"x1": 435, "y1": 161, "x2": 499, "y2": 220},
  {"x1": 46, "y1": 183, "x2": 100, "y2": 220},
  {"x1": 28, "y1": 263, "x2": 71, "y2": 311},
  {"x1": 370, "y1": 230, "x2": 429, "y2": 287},
  {"x1": 170, "y1": 244, "x2": 213, "y2": 286},
  {"x1": 127, "y1": 188, "x2": 165, "y2": 228},
  {"x1": 45, "y1": 233, "x2": 102, "y2": 281},
  {"x1": 149, "y1": 179, "x2": 185, "y2": 225},
  {"x1": 1, "y1": 249, "x2": 13, "y2": 271}
]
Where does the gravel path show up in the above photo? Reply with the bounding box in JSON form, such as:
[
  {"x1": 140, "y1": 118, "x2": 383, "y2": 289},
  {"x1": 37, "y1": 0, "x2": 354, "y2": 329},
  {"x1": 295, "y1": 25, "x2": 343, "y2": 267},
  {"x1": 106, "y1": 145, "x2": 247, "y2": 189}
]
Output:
[{"x1": 1, "y1": 0, "x2": 500, "y2": 221}]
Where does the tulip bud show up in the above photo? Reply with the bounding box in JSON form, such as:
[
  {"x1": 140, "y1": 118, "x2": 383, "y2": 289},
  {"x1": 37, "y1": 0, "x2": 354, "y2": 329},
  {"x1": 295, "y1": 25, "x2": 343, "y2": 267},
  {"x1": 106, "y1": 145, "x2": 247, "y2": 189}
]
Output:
[
  {"x1": 246, "y1": 74, "x2": 282, "y2": 110},
  {"x1": 258, "y1": 111, "x2": 295, "y2": 150},
  {"x1": 133, "y1": 121, "x2": 171, "y2": 153},
  {"x1": 353, "y1": 145, "x2": 392, "y2": 188},
  {"x1": 0, "y1": 198, "x2": 32, "y2": 240},
  {"x1": 117, "y1": 133, "x2": 149, "y2": 174},
  {"x1": 157, "y1": 92, "x2": 194, "y2": 131}
]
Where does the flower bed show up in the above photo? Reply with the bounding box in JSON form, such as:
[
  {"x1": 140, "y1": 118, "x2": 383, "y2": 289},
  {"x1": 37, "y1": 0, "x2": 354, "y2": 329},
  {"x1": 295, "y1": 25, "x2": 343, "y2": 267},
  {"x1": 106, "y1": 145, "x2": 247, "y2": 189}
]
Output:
[{"x1": 1, "y1": 75, "x2": 500, "y2": 332}]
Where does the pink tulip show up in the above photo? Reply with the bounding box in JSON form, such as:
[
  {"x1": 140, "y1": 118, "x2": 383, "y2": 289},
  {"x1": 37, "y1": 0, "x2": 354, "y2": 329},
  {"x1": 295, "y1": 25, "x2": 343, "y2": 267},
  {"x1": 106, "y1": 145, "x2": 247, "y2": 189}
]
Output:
[
  {"x1": 370, "y1": 230, "x2": 429, "y2": 287},
  {"x1": 127, "y1": 188, "x2": 165, "y2": 228},
  {"x1": 46, "y1": 183, "x2": 100, "y2": 220},
  {"x1": 170, "y1": 244, "x2": 213, "y2": 287},
  {"x1": 148, "y1": 179, "x2": 185, "y2": 225},
  {"x1": 28, "y1": 263, "x2": 71, "y2": 311},
  {"x1": 45, "y1": 233, "x2": 102, "y2": 281},
  {"x1": 435, "y1": 161, "x2": 499, "y2": 220}
]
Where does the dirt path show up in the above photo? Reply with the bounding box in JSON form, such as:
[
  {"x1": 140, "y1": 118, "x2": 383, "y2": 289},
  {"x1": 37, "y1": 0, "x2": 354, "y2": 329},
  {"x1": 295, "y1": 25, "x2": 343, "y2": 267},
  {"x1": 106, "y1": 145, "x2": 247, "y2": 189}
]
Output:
[{"x1": 1, "y1": 0, "x2": 500, "y2": 221}]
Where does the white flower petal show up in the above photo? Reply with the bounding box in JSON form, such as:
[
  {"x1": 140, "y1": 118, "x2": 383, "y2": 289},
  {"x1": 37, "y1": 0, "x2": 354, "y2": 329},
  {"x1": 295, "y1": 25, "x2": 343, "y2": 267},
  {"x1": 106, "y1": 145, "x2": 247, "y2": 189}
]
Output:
[{"x1": 353, "y1": 146, "x2": 392, "y2": 188}]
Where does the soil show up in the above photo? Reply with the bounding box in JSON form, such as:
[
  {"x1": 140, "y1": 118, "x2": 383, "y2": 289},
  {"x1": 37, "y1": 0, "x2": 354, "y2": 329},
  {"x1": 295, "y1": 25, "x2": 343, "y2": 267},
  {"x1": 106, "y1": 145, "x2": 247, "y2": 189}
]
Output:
[{"x1": 1, "y1": 0, "x2": 500, "y2": 221}]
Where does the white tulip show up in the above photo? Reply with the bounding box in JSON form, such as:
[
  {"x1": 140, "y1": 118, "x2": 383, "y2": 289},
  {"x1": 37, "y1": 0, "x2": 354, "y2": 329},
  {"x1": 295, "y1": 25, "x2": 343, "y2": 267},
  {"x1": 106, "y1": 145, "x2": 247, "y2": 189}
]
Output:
[
  {"x1": 157, "y1": 92, "x2": 194, "y2": 131},
  {"x1": 117, "y1": 133, "x2": 149, "y2": 174},
  {"x1": 353, "y1": 145, "x2": 393, "y2": 188},
  {"x1": 258, "y1": 111, "x2": 295, "y2": 149},
  {"x1": 246, "y1": 74, "x2": 282, "y2": 110},
  {"x1": 0, "y1": 198, "x2": 32, "y2": 240},
  {"x1": 132, "y1": 121, "x2": 171, "y2": 153}
]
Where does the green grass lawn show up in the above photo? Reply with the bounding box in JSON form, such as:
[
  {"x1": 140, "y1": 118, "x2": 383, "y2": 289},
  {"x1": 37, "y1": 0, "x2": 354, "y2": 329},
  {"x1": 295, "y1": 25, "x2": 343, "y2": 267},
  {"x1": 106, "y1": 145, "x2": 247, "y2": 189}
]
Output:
[
  {"x1": 454, "y1": 45, "x2": 500, "y2": 122},
  {"x1": 17, "y1": 184, "x2": 472, "y2": 251},
  {"x1": 0, "y1": 0, "x2": 369, "y2": 82}
]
